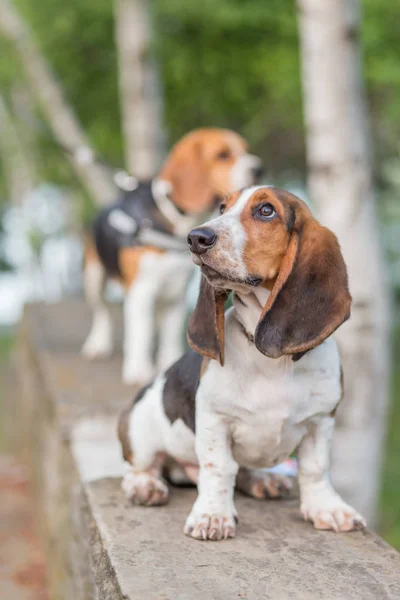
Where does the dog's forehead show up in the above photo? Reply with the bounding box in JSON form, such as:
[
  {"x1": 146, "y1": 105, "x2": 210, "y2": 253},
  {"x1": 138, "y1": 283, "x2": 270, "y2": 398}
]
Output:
[
  {"x1": 225, "y1": 186, "x2": 283, "y2": 213},
  {"x1": 222, "y1": 131, "x2": 247, "y2": 152},
  {"x1": 225, "y1": 186, "x2": 306, "y2": 223},
  {"x1": 200, "y1": 130, "x2": 247, "y2": 155}
]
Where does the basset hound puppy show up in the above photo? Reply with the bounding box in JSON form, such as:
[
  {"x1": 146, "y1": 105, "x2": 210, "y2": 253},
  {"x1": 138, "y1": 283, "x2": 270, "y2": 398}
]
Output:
[
  {"x1": 81, "y1": 128, "x2": 262, "y2": 385},
  {"x1": 118, "y1": 185, "x2": 366, "y2": 540}
]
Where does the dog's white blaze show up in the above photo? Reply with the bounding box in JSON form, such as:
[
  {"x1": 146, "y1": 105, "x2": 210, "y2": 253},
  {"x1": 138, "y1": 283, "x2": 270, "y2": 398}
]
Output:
[
  {"x1": 199, "y1": 186, "x2": 266, "y2": 280},
  {"x1": 226, "y1": 185, "x2": 265, "y2": 216},
  {"x1": 230, "y1": 154, "x2": 262, "y2": 189}
]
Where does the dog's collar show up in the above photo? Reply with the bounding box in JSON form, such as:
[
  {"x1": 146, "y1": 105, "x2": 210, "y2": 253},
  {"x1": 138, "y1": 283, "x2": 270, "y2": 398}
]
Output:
[
  {"x1": 238, "y1": 320, "x2": 306, "y2": 362},
  {"x1": 238, "y1": 321, "x2": 255, "y2": 345},
  {"x1": 151, "y1": 178, "x2": 198, "y2": 237}
]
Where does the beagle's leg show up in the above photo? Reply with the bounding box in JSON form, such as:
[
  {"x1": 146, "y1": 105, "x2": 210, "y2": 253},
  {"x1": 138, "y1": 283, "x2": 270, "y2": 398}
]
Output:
[
  {"x1": 122, "y1": 277, "x2": 157, "y2": 386},
  {"x1": 236, "y1": 468, "x2": 293, "y2": 499},
  {"x1": 184, "y1": 401, "x2": 238, "y2": 541},
  {"x1": 119, "y1": 378, "x2": 169, "y2": 506},
  {"x1": 81, "y1": 258, "x2": 113, "y2": 358},
  {"x1": 297, "y1": 417, "x2": 366, "y2": 532},
  {"x1": 156, "y1": 298, "x2": 187, "y2": 372}
]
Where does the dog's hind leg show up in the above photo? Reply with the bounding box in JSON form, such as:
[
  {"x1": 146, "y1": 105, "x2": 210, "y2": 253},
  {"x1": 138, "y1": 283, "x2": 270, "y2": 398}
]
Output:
[
  {"x1": 122, "y1": 455, "x2": 170, "y2": 506},
  {"x1": 118, "y1": 378, "x2": 170, "y2": 506},
  {"x1": 81, "y1": 245, "x2": 113, "y2": 359},
  {"x1": 236, "y1": 467, "x2": 293, "y2": 499}
]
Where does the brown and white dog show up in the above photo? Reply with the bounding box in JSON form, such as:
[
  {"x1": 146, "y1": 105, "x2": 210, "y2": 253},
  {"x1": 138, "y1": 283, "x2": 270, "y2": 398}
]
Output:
[
  {"x1": 81, "y1": 128, "x2": 262, "y2": 385},
  {"x1": 118, "y1": 185, "x2": 366, "y2": 540}
]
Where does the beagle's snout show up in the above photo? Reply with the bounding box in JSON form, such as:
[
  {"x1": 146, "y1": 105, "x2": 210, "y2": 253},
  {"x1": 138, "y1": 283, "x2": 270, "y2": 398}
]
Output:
[{"x1": 187, "y1": 227, "x2": 217, "y2": 255}]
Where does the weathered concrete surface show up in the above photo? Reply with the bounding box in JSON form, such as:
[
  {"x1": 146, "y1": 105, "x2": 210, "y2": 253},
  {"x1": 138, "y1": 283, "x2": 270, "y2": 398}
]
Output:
[
  {"x1": 14, "y1": 301, "x2": 400, "y2": 600},
  {"x1": 86, "y1": 481, "x2": 400, "y2": 600}
]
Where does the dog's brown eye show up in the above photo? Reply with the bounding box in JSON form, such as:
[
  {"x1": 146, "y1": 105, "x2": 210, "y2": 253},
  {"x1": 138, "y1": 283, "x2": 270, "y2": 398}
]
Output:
[
  {"x1": 256, "y1": 203, "x2": 276, "y2": 220},
  {"x1": 219, "y1": 203, "x2": 226, "y2": 214},
  {"x1": 217, "y1": 149, "x2": 231, "y2": 161}
]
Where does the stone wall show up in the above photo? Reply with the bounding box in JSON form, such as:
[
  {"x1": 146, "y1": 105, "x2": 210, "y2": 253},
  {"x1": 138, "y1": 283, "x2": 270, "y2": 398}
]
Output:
[{"x1": 10, "y1": 301, "x2": 400, "y2": 600}]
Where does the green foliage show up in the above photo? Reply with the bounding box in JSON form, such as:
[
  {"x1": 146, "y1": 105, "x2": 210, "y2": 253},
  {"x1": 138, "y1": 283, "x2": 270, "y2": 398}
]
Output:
[
  {"x1": 363, "y1": 0, "x2": 400, "y2": 159},
  {"x1": 1, "y1": 0, "x2": 399, "y2": 180},
  {"x1": 15, "y1": 0, "x2": 122, "y2": 164},
  {"x1": 155, "y1": 0, "x2": 302, "y2": 162}
]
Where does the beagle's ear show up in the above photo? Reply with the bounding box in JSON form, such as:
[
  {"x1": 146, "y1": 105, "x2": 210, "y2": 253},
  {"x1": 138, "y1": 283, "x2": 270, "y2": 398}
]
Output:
[
  {"x1": 187, "y1": 276, "x2": 228, "y2": 365},
  {"x1": 159, "y1": 138, "x2": 214, "y2": 213},
  {"x1": 255, "y1": 219, "x2": 351, "y2": 359}
]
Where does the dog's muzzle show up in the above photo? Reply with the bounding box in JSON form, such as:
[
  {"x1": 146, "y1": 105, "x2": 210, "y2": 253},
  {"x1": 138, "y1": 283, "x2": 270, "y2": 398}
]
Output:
[{"x1": 187, "y1": 227, "x2": 217, "y2": 255}]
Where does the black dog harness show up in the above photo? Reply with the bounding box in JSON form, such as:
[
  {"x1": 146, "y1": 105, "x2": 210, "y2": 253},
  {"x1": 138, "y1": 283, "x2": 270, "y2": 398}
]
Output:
[{"x1": 93, "y1": 181, "x2": 188, "y2": 277}]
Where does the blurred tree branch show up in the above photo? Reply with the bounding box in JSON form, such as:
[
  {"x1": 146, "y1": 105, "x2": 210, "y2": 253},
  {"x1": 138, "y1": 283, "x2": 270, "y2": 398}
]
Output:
[
  {"x1": 297, "y1": 0, "x2": 391, "y2": 525},
  {"x1": 114, "y1": 0, "x2": 165, "y2": 179},
  {"x1": 0, "y1": 0, "x2": 116, "y2": 206},
  {"x1": 0, "y1": 93, "x2": 35, "y2": 205}
]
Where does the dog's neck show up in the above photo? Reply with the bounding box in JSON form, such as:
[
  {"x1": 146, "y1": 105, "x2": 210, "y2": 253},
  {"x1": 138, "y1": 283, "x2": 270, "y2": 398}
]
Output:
[
  {"x1": 152, "y1": 178, "x2": 206, "y2": 237},
  {"x1": 232, "y1": 287, "x2": 270, "y2": 340},
  {"x1": 232, "y1": 286, "x2": 307, "y2": 363}
]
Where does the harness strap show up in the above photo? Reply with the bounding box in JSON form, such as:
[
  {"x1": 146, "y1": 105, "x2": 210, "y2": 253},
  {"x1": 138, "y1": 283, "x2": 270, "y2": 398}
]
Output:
[{"x1": 107, "y1": 208, "x2": 188, "y2": 252}]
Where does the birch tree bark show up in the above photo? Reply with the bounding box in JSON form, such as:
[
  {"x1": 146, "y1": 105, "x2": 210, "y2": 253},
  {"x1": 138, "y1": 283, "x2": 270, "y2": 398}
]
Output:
[
  {"x1": 0, "y1": 94, "x2": 35, "y2": 205},
  {"x1": 114, "y1": 0, "x2": 165, "y2": 179},
  {"x1": 0, "y1": 0, "x2": 116, "y2": 206},
  {"x1": 297, "y1": 0, "x2": 390, "y2": 525}
]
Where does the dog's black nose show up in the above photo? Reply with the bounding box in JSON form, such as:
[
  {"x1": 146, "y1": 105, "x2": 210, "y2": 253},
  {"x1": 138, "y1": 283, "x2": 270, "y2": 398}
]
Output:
[
  {"x1": 187, "y1": 227, "x2": 217, "y2": 255},
  {"x1": 251, "y1": 164, "x2": 264, "y2": 180}
]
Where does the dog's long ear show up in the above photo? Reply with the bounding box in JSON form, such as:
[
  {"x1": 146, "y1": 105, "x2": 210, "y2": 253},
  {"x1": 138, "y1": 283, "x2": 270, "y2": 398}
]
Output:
[
  {"x1": 255, "y1": 218, "x2": 351, "y2": 359},
  {"x1": 187, "y1": 276, "x2": 228, "y2": 365}
]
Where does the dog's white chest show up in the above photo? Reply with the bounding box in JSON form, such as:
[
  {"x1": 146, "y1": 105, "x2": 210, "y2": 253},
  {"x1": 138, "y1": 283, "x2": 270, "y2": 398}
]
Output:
[
  {"x1": 228, "y1": 372, "x2": 309, "y2": 468},
  {"x1": 200, "y1": 317, "x2": 340, "y2": 470}
]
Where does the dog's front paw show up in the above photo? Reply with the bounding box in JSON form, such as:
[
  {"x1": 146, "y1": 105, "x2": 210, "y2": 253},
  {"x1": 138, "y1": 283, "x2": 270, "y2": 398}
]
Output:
[
  {"x1": 81, "y1": 335, "x2": 113, "y2": 359},
  {"x1": 184, "y1": 509, "x2": 237, "y2": 541},
  {"x1": 301, "y1": 497, "x2": 366, "y2": 532}
]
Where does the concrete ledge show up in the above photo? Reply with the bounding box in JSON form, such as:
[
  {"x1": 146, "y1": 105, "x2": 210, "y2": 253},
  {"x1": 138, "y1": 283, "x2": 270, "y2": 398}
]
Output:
[{"x1": 13, "y1": 301, "x2": 400, "y2": 599}]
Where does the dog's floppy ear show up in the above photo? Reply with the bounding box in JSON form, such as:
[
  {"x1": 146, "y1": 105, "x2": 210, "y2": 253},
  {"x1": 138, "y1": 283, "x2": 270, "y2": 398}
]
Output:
[
  {"x1": 187, "y1": 276, "x2": 228, "y2": 365},
  {"x1": 255, "y1": 217, "x2": 351, "y2": 359}
]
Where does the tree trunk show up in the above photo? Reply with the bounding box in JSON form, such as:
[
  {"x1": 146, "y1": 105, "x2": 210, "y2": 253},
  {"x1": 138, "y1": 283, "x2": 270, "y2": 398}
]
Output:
[
  {"x1": 0, "y1": 0, "x2": 116, "y2": 206},
  {"x1": 297, "y1": 0, "x2": 390, "y2": 525},
  {"x1": 114, "y1": 0, "x2": 165, "y2": 179},
  {"x1": 0, "y1": 94, "x2": 35, "y2": 205}
]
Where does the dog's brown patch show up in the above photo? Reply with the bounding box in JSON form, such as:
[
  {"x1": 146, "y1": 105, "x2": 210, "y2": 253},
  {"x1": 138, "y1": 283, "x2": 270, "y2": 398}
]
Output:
[
  {"x1": 241, "y1": 188, "x2": 292, "y2": 283},
  {"x1": 117, "y1": 404, "x2": 134, "y2": 464},
  {"x1": 83, "y1": 233, "x2": 101, "y2": 265},
  {"x1": 200, "y1": 357, "x2": 210, "y2": 378},
  {"x1": 118, "y1": 246, "x2": 165, "y2": 289}
]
